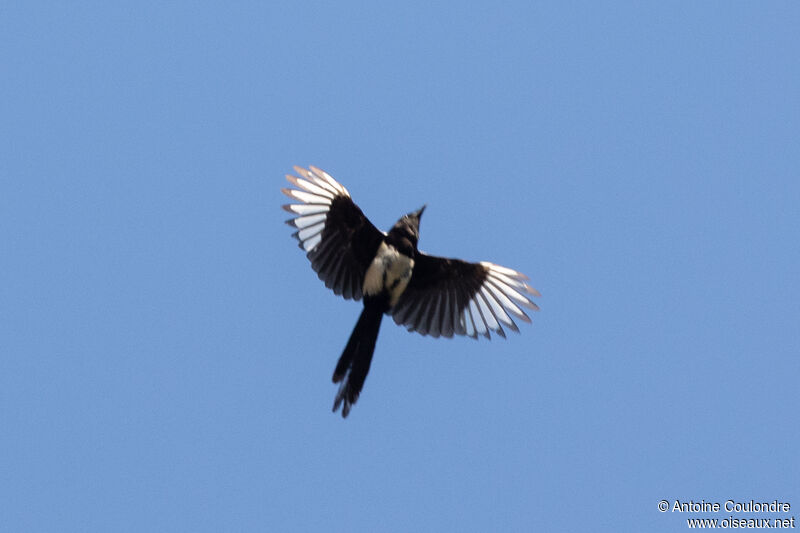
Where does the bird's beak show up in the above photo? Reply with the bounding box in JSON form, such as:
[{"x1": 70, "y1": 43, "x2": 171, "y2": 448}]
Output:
[{"x1": 415, "y1": 204, "x2": 427, "y2": 218}]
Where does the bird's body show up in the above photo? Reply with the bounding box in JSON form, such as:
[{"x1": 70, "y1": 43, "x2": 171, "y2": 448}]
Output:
[
  {"x1": 282, "y1": 166, "x2": 540, "y2": 417},
  {"x1": 363, "y1": 241, "x2": 415, "y2": 306}
]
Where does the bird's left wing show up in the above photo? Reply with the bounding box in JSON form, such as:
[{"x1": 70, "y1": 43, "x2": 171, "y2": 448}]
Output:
[
  {"x1": 282, "y1": 166, "x2": 384, "y2": 301},
  {"x1": 391, "y1": 252, "x2": 540, "y2": 339}
]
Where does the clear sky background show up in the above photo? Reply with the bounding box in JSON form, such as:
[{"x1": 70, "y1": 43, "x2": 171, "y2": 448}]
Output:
[{"x1": 2, "y1": 2, "x2": 799, "y2": 532}]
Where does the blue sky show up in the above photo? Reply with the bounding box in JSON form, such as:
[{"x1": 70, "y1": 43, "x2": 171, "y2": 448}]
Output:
[{"x1": 2, "y1": 2, "x2": 799, "y2": 532}]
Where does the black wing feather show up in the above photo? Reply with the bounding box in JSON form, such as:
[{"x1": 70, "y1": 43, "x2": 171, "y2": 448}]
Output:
[
  {"x1": 392, "y1": 253, "x2": 539, "y2": 339},
  {"x1": 283, "y1": 167, "x2": 384, "y2": 301}
]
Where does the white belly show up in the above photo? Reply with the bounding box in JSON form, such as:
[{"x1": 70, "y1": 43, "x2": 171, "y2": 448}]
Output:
[{"x1": 363, "y1": 242, "x2": 414, "y2": 306}]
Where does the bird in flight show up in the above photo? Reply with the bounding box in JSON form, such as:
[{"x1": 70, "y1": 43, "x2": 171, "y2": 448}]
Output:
[{"x1": 282, "y1": 166, "x2": 540, "y2": 417}]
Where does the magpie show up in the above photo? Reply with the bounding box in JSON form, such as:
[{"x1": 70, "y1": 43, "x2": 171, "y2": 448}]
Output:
[{"x1": 282, "y1": 166, "x2": 540, "y2": 417}]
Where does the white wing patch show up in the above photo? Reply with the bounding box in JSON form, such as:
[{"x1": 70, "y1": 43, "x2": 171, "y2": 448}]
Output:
[
  {"x1": 282, "y1": 166, "x2": 350, "y2": 252},
  {"x1": 458, "y1": 262, "x2": 540, "y2": 339}
]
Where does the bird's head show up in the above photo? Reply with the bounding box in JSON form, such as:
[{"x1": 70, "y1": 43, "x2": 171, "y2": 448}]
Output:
[
  {"x1": 405, "y1": 204, "x2": 426, "y2": 233},
  {"x1": 388, "y1": 204, "x2": 426, "y2": 252}
]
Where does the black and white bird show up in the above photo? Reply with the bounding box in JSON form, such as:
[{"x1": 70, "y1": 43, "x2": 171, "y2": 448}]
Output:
[{"x1": 282, "y1": 166, "x2": 540, "y2": 417}]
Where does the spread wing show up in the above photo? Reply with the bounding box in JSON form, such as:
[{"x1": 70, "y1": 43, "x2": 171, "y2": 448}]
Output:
[
  {"x1": 282, "y1": 166, "x2": 384, "y2": 300},
  {"x1": 391, "y1": 253, "x2": 540, "y2": 339}
]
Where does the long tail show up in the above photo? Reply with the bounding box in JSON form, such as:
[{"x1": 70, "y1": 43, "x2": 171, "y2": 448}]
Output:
[{"x1": 332, "y1": 300, "x2": 386, "y2": 417}]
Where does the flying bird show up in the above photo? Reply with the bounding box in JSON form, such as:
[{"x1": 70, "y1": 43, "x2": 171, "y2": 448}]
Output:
[{"x1": 282, "y1": 166, "x2": 540, "y2": 417}]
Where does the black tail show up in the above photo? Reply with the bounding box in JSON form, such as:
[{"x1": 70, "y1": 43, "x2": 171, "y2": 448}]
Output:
[{"x1": 332, "y1": 299, "x2": 386, "y2": 417}]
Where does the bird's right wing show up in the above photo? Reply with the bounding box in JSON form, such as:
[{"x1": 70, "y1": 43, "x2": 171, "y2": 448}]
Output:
[
  {"x1": 391, "y1": 253, "x2": 540, "y2": 339},
  {"x1": 282, "y1": 166, "x2": 384, "y2": 301}
]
